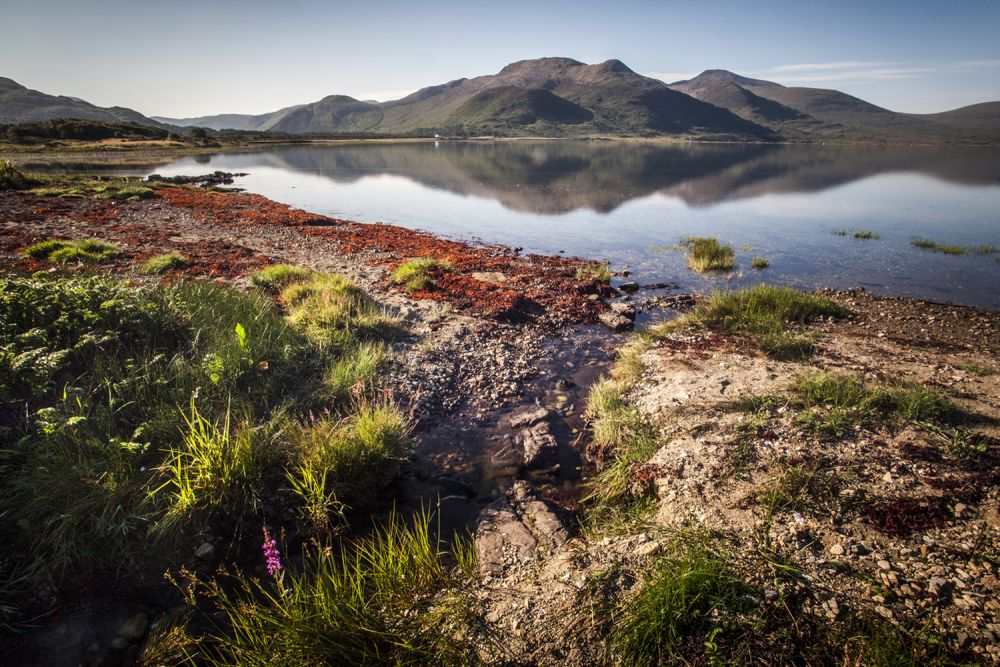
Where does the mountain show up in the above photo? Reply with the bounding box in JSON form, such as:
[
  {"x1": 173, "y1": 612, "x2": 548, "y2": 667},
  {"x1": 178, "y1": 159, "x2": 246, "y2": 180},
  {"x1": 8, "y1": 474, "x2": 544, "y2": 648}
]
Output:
[
  {"x1": 0, "y1": 77, "x2": 163, "y2": 127},
  {"x1": 152, "y1": 104, "x2": 305, "y2": 132},
  {"x1": 154, "y1": 58, "x2": 775, "y2": 140},
  {"x1": 670, "y1": 70, "x2": 1000, "y2": 143}
]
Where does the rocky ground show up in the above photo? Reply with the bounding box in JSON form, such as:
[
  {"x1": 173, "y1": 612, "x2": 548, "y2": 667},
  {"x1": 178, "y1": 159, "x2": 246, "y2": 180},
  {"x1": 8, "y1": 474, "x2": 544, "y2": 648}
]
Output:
[{"x1": 469, "y1": 289, "x2": 1000, "y2": 664}]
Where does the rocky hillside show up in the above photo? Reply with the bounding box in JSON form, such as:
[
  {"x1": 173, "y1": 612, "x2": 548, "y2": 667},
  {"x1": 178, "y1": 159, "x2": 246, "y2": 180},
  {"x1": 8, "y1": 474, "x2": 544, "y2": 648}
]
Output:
[{"x1": 672, "y1": 70, "x2": 1000, "y2": 143}]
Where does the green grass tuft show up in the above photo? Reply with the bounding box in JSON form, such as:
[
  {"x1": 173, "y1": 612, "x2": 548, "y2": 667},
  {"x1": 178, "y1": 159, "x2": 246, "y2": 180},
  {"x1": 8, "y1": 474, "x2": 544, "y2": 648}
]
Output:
[
  {"x1": 683, "y1": 237, "x2": 735, "y2": 273},
  {"x1": 251, "y1": 263, "x2": 312, "y2": 293},
  {"x1": 23, "y1": 238, "x2": 119, "y2": 264},
  {"x1": 141, "y1": 252, "x2": 188, "y2": 274},
  {"x1": 658, "y1": 285, "x2": 847, "y2": 359},
  {"x1": 910, "y1": 236, "x2": 997, "y2": 256},
  {"x1": 392, "y1": 258, "x2": 454, "y2": 294},
  {"x1": 0, "y1": 159, "x2": 32, "y2": 191},
  {"x1": 751, "y1": 256, "x2": 770, "y2": 269},
  {"x1": 575, "y1": 261, "x2": 612, "y2": 283},
  {"x1": 790, "y1": 372, "x2": 957, "y2": 436},
  {"x1": 613, "y1": 539, "x2": 750, "y2": 667}
]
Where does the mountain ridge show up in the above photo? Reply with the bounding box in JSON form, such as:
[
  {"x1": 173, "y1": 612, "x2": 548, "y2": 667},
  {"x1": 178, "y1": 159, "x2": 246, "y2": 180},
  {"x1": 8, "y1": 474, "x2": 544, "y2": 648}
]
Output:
[{"x1": 4, "y1": 59, "x2": 999, "y2": 143}]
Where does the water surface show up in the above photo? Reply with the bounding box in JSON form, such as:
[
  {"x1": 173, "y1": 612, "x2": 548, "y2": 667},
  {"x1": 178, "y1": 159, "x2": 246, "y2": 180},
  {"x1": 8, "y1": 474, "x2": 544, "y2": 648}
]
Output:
[{"x1": 138, "y1": 141, "x2": 1000, "y2": 308}]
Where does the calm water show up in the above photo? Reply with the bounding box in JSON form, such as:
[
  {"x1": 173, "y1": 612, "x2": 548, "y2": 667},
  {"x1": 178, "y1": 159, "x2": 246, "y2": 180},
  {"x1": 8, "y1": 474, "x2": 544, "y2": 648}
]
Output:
[{"x1": 138, "y1": 141, "x2": 1000, "y2": 308}]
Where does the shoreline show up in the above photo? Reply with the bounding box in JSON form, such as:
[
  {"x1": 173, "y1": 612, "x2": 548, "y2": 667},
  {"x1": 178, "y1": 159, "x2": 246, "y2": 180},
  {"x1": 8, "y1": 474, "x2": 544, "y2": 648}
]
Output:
[{"x1": 2, "y1": 179, "x2": 998, "y2": 664}]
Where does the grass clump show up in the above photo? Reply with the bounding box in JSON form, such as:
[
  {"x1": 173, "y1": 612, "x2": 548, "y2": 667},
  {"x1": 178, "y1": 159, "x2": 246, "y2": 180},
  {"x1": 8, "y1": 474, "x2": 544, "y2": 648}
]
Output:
[
  {"x1": 613, "y1": 539, "x2": 750, "y2": 667},
  {"x1": 575, "y1": 261, "x2": 612, "y2": 283},
  {"x1": 282, "y1": 272, "x2": 402, "y2": 350},
  {"x1": 141, "y1": 251, "x2": 188, "y2": 274},
  {"x1": 180, "y1": 511, "x2": 481, "y2": 666},
  {"x1": 23, "y1": 237, "x2": 120, "y2": 264},
  {"x1": 759, "y1": 459, "x2": 846, "y2": 516},
  {"x1": 323, "y1": 340, "x2": 390, "y2": 403},
  {"x1": 391, "y1": 257, "x2": 454, "y2": 294},
  {"x1": 834, "y1": 228, "x2": 879, "y2": 240},
  {"x1": 911, "y1": 236, "x2": 998, "y2": 256},
  {"x1": 0, "y1": 159, "x2": 32, "y2": 190},
  {"x1": 288, "y1": 403, "x2": 408, "y2": 510},
  {"x1": 751, "y1": 256, "x2": 770, "y2": 269},
  {"x1": 658, "y1": 285, "x2": 847, "y2": 359},
  {"x1": 250, "y1": 263, "x2": 312, "y2": 293},
  {"x1": 790, "y1": 372, "x2": 957, "y2": 437},
  {"x1": 683, "y1": 237, "x2": 735, "y2": 273},
  {"x1": 30, "y1": 176, "x2": 162, "y2": 201}
]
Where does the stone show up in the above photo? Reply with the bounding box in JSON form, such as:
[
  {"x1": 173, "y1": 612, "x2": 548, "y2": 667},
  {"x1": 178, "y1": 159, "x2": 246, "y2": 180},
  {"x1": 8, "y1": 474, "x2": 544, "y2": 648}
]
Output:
[
  {"x1": 194, "y1": 541, "x2": 216, "y2": 560},
  {"x1": 118, "y1": 612, "x2": 148, "y2": 641},
  {"x1": 521, "y1": 422, "x2": 559, "y2": 469},
  {"x1": 877, "y1": 560, "x2": 892, "y2": 571},
  {"x1": 829, "y1": 544, "x2": 845, "y2": 556},
  {"x1": 599, "y1": 310, "x2": 633, "y2": 332},
  {"x1": 609, "y1": 301, "x2": 637, "y2": 320},
  {"x1": 508, "y1": 405, "x2": 549, "y2": 430},
  {"x1": 619, "y1": 281, "x2": 640, "y2": 294}
]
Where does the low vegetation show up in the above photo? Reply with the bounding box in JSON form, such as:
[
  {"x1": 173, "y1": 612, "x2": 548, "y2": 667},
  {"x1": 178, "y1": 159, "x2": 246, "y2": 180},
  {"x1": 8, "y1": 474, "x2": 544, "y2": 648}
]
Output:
[
  {"x1": 683, "y1": 236, "x2": 735, "y2": 273},
  {"x1": 23, "y1": 237, "x2": 120, "y2": 263},
  {"x1": 29, "y1": 176, "x2": 168, "y2": 200},
  {"x1": 613, "y1": 538, "x2": 749, "y2": 666},
  {"x1": 575, "y1": 261, "x2": 612, "y2": 283},
  {"x1": 834, "y1": 228, "x2": 880, "y2": 240},
  {"x1": 0, "y1": 268, "x2": 413, "y2": 640},
  {"x1": 251, "y1": 263, "x2": 312, "y2": 293},
  {"x1": 175, "y1": 511, "x2": 480, "y2": 665},
  {"x1": 0, "y1": 158, "x2": 32, "y2": 190},
  {"x1": 751, "y1": 256, "x2": 770, "y2": 269},
  {"x1": 391, "y1": 257, "x2": 454, "y2": 293},
  {"x1": 789, "y1": 372, "x2": 957, "y2": 437},
  {"x1": 141, "y1": 251, "x2": 188, "y2": 274},
  {"x1": 657, "y1": 285, "x2": 847, "y2": 358},
  {"x1": 911, "y1": 236, "x2": 999, "y2": 256}
]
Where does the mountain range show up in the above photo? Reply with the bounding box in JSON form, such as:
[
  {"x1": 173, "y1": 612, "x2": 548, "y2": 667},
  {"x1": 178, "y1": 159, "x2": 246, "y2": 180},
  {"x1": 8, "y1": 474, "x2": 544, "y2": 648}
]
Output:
[{"x1": 3, "y1": 58, "x2": 999, "y2": 143}]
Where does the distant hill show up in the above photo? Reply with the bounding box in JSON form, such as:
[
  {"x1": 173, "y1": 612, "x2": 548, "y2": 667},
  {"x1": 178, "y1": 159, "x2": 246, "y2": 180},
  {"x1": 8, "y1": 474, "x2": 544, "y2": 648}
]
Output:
[
  {"x1": 151, "y1": 58, "x2": 775, "y2": 140},
  {"x1": 0, "y1": 77, "x2": 164, "y2": 127},
  {"x1": 670, "y1": 70, "x2": 1000, "y2": 143},
  {"x1": 152, "y1": 104, "x2": 305, "y2": 132}
]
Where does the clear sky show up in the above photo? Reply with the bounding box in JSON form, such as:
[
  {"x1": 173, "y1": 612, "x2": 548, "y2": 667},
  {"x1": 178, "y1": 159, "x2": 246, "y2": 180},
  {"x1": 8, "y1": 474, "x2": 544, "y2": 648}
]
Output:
[{"x1": 3, "y1": 0, "x2": 999, "y2": 117}]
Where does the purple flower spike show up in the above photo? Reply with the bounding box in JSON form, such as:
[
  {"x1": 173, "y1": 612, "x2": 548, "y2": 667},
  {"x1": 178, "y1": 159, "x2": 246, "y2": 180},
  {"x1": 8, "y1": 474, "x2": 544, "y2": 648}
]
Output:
[{"x1": 262, "y1": 527, "x2": 283, "y2": 576}]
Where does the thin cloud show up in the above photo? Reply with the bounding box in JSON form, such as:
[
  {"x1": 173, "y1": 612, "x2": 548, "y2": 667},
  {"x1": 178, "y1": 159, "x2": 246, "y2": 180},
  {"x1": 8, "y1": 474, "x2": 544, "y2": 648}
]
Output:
[{"x1": 754, "y1": 59, "x2": 1000, "y2": 85}]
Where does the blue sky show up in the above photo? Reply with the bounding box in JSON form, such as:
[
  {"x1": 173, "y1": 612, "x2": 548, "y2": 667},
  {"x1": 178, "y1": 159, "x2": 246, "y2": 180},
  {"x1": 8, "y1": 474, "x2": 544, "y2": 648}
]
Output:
[{"x1": 3, "y1": 0, "x2": 999, "y2": 116}]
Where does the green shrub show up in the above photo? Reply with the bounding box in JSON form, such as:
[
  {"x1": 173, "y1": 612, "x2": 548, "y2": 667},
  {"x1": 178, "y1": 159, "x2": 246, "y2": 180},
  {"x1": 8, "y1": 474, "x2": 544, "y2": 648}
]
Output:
[
  {"x1": 251, "y1": 264, "x2": 311, "y2": 293},
  {"x1": 142, "y1": 252, "x2": 188, "y2": 274},
  {"x1": 391, "y1": 258, "x2": 454, "y2": 293},
  {"x1": 683, "y1": 237, "x2": 735, "y2": 273}
]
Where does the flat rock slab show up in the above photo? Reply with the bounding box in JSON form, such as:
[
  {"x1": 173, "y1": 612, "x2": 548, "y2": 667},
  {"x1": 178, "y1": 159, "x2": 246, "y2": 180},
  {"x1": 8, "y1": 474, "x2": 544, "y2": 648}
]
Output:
[
  {"x1": 507, "y1": 405, "x2": 551, "y2": 430},
  {"x1": 475, "y1": 481, "x2": 570, "y2": 575}
]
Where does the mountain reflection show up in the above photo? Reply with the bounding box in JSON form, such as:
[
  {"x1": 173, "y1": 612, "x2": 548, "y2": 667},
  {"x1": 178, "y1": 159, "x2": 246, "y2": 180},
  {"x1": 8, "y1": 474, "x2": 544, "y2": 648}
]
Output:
[{"x1": 243, "y1": 141, "x2": 999, "y2": 214}]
